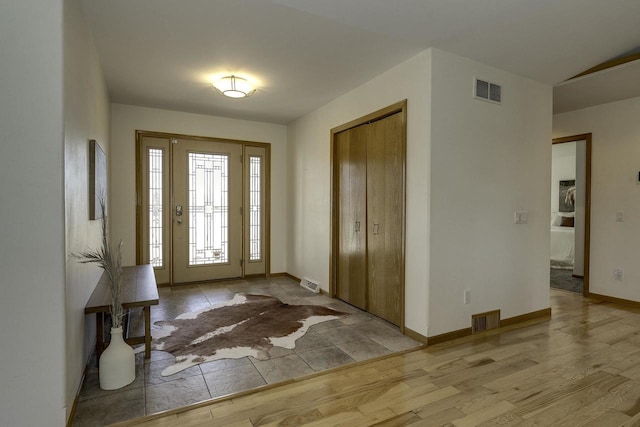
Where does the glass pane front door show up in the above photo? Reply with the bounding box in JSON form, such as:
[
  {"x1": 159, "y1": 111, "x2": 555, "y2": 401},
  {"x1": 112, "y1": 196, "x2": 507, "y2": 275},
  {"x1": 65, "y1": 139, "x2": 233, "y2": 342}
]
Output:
[
  {"x1": 188, "y1": 152, "x2": 229, "y2": 265},
  {"x1": 138, "y1": 134, "x2": 267, "y2": 284},
  {"x1": 172, "y1": 139, "x2": 242, "y2": 283}
]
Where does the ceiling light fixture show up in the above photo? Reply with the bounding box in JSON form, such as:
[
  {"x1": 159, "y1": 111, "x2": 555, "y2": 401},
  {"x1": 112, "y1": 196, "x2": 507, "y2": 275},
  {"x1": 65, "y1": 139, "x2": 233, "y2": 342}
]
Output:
[{"x1": 213, "y1": 75, "x2": 255, "y2": 98}]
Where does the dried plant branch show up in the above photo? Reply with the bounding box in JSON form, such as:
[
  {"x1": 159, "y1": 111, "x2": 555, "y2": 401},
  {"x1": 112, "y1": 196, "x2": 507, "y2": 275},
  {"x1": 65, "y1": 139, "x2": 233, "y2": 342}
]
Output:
[{"x1": 73, "y1": 198, "x2": 125, "y2": 328}]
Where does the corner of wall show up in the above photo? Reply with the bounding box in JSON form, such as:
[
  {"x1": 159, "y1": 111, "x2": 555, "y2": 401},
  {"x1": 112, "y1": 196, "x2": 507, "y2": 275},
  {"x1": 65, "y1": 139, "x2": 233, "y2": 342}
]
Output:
[
  {"x1": 63, "y1": 0, "x2": 111, "y2": 421},
  {"x1": 428, "y1": 48, "x2": 552, "y2": 336}
]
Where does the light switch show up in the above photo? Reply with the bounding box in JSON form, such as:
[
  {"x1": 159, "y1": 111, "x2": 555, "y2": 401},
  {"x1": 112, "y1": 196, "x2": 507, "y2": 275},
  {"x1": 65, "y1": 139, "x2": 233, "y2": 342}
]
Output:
[{"x1": 616, "y1": 211, "x2": 624, "y2": 222}]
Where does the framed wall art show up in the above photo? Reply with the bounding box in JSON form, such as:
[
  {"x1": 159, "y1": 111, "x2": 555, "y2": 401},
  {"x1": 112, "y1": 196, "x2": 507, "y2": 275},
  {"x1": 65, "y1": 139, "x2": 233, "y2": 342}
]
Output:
[
  {"x1": 559, "y1": 179, "x2": 575, "y2": 213},
  {"x1": 89, "y1": 139, "x2": 107, "y2": 220}
]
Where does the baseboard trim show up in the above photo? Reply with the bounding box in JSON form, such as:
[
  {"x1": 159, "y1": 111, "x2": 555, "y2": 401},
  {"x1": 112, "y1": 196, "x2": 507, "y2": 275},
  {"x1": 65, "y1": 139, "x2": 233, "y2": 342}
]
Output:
[
  {"x1": 174, "y1": 272, "x2": 330, "y2": 295},
  {"x1": 589, "y1": 292, "x2": 640, "y2": 308},
  {"x1": 270, "y1": 272, "x2": 301, "y2": 282},
  {"x1": 427, "y1": 327, "x2": 472, "y2": 346},
  {"x1": 279, "y1": 273, "x2": 330, "y2": 295},
  {"x1": 426, "y1": 307, "x2": 552, "y2": 346},
  {"x1": 66, "y1": 373, "x2": 83, "y2": 427},
  {"x1": 286, "y1": 273, "x2": 302, "y2": 282},
  {"x1": 67, "y1": 345, "x2": 95, "y2": 427},
  {"x1": 404, "y1": 327, "x2": 429, "y2": 345},
  {"x1": 500, "y1": 307, "x2": 552, "y2": 328}
]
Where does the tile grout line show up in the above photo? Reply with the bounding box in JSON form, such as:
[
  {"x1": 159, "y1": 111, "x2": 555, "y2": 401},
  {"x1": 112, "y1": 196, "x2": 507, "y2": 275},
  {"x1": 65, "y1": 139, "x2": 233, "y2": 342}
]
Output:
[
  {"x1": 248, "y1": 355, "x2": 269, "y2": 385},
  {"x1": 198, "y1": 365, "x2": 214, "y2": 401}
]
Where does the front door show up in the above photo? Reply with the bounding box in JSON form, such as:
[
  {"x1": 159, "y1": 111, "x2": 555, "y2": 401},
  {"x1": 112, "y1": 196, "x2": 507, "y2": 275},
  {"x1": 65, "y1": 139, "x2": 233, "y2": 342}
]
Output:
[
  {"x1": 137, "y1": 132, "x2": 268, "y2": 285},
  {"x1": 172, "y1": 138, "x2": 243, "y2": 283}
]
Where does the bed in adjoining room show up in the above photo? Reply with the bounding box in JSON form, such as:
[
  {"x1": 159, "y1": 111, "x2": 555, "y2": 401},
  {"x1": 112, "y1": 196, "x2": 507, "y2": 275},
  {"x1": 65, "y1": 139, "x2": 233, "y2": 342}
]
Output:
[{"x1": 550, "y1": 212, "x2": 575, "y2": 269}]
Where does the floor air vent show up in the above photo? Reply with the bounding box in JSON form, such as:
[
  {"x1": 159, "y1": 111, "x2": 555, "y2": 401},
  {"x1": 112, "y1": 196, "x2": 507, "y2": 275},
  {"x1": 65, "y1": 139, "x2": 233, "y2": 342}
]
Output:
[
  {"x1": 300, "y1": 277, "x2": 320, "y2": 293},
  {"x1": 472, "y1": 310, "x2": 501, "y2": 334}
]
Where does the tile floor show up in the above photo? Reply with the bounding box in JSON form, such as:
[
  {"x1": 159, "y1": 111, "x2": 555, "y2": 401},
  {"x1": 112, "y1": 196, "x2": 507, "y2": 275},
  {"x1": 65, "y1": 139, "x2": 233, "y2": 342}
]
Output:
[{"x1": 72, "y1": 276, "x2": 421, "y2": 426}]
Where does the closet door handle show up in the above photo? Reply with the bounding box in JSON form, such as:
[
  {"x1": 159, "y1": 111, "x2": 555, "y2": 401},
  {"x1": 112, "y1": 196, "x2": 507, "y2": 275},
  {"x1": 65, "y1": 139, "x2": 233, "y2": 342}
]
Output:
[
  {"x1": 355, "y1": 221, "x2": 361, "y2": 232},
  {"x1": 373, "y1": 223, "x2": 380, "y2": 235}
]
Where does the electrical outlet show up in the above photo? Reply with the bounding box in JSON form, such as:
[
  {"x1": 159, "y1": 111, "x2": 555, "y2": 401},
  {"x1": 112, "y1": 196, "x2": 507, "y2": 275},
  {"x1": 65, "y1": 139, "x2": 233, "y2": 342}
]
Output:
[
  {"x1": 514, "y1": 211, "x2": 528, "y2": 224},
  {"x1": 464, "y1": 289, "x2": 471, "y2": 304},
  {"x1": 614, "y1": 269, "x2": 624, "y2": 281}
]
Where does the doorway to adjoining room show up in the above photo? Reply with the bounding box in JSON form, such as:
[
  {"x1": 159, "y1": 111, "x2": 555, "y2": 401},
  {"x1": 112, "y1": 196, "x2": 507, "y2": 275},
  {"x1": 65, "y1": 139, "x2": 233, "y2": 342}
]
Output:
[{"x1": 550, "y1": 134, "x2": 591, "y2": 295}]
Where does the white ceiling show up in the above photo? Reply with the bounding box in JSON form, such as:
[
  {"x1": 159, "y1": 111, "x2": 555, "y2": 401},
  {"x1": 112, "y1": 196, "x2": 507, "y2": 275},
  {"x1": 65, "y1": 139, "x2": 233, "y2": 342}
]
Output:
[
  {"x1": 81, "y1": 0, "x2": 640, "y2": 124},
  {"x1": 554, "y1": 59, "x2": 640, "y2": 114}
]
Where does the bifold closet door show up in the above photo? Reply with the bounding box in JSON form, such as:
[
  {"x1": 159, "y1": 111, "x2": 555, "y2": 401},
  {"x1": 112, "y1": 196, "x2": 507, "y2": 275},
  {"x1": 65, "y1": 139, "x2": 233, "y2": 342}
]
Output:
[
  {"x1": 366, "y1": 113, "x2": 403, "y2": 326},
  {"x1": 336, "y1": 125, "x2": 367, "y2": 310}
]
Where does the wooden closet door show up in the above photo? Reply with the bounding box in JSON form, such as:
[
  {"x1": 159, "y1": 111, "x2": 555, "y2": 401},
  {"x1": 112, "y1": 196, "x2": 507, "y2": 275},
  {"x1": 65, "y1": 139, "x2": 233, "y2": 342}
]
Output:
[
  {"x1": 366, "y1": 113, "x2": 404, "y2": 325},
  {"x1": 336, "y1": 126, "x2": 367, "y2": 310}
]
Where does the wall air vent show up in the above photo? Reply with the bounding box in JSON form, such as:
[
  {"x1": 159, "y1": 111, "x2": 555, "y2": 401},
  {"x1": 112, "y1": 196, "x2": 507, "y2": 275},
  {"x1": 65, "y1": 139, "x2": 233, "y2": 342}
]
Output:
[{"x1": 474, "y1": 78, "x2": 502, "y2": 104}]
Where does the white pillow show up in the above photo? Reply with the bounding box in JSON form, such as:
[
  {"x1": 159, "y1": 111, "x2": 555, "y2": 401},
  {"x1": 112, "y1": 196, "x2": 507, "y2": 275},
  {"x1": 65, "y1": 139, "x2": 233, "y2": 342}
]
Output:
[{"x1": 551, "y1": 211, "x2": 574, "y2": 226}]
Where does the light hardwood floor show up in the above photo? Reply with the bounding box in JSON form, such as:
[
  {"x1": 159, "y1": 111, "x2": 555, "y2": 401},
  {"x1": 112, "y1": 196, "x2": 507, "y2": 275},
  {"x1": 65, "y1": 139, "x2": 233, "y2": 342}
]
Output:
[{"x1": 114, "y1": 289, "x2": 640, "y2": 426}]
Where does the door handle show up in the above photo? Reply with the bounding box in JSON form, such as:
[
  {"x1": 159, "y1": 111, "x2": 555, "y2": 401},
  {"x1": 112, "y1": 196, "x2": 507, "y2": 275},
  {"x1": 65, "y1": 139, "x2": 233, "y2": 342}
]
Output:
[
  {"x1": 355, "y1": 221, "x2": 360, "y2": 232},
  {"x1": 175, "y1": 204, "x2": 183, "y2": 224},
  {"x1": 373, "y1": 223, "x2": 379, "y2": 235}
]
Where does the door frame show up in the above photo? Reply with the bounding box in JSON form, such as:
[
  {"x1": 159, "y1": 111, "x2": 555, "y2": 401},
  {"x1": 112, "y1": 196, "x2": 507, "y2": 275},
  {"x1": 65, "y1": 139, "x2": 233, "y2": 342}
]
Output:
[
  {"x1": 329, "y1": 100, "x2": 407, "y2": 331},
  {"x1": 135, "y1": 130, "x2": 271, "y2": 284},
  {"x1": 552, "y1": 133, "x2": 592, "y2": 296}
]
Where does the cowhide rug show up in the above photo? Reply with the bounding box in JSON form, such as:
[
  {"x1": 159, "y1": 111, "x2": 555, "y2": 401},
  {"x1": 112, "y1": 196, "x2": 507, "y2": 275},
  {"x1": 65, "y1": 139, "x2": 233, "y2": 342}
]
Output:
[{"x1": 150, "y1": 293, "x2": 349, "y2": 376}]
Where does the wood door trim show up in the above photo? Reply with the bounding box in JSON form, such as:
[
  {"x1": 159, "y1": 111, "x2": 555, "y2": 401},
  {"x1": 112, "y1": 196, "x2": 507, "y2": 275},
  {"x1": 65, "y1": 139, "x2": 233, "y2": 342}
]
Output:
[
  {"x1": 264, "y1": 144, "x2": 271, "y2": 277},
  {"x1": 552, "y1": 133, "x2": 592, "y2": 297},
  {"x1": 136, "y1": 129, "x2": 271, "y2": 148},
  {"x1": 330, "y1": 101, "x2": 407, "y2": 135},
  {"x1": 135, "y1": 130, "x2": 272, "y2": 283},
  {"x1": 329, "y1": 100, "x2": 407, "y2": 332},
  {"x1": 135, "y1": 134, "x2": 143, "y2": 265}
]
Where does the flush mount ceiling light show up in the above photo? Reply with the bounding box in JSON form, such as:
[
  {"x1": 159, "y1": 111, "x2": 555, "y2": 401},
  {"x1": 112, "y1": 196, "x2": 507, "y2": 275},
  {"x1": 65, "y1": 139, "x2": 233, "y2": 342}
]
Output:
[{"x1": 213, "y1": 75, "x2": 256, "y2": 98}]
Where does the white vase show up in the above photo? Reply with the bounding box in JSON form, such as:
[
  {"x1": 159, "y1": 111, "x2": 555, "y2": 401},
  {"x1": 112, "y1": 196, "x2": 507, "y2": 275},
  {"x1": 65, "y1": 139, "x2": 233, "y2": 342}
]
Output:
[{"x1": 99, "y1": 326, "x2": 135, "y2": 390}]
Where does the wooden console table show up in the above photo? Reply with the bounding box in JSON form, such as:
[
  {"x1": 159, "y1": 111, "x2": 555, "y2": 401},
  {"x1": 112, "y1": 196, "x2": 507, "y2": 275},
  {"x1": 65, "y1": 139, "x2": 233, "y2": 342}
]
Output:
[{"x1": 85, "y1": 264, "x2": 159, "y2": 359}]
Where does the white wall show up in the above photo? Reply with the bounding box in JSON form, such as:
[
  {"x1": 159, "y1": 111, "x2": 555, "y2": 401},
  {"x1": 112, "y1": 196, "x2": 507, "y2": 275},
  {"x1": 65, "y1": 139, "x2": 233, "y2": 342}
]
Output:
[
  {"x1": 0, "y1": 1, "x2": 66, "y2": 425},
  {"x1": 554, "y1": 96, "x2": 640, "y2": 300},
  {"x1": 63, "y1": 0, "x2": 111, "y2": 419},
  {"x1": 287, "y1": 51, "x2": 431, "y2": 335},
  {"x1": 110, "y1": 104, "x2": 288, "y2": 273},
  {"x1": 429, "y1": 49, "x2": 552, "y2": 335}
]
